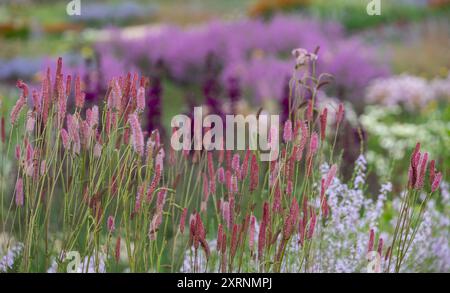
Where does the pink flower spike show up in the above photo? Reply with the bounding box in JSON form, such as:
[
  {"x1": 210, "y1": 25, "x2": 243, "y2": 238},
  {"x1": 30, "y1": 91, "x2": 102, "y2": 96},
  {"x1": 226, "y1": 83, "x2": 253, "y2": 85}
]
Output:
[
  {"x1": 320, "y1": 107, "x2": 328, "y2": 141},
  {"x1": 368, "y1": 228, "x2": 375, "y2": 252},
  {"x1": 128, "y1": 113, "x2": 144, "y2": 156},
  {"x1": 249, "y1": 214, "x2": 256, "y2": 251},
  {"x1": 180, "y1": 208, "x2": 188, "y2": 234},
  {"x1": 307, "y1": 209, "x2": 316, "y2": 239},
  {"x1": 10, "y1": 96, "x2": 26, "y2": 125},
  {"x1": 429, "y1": 159, "x2": 436, "y2": 185},
  {"x1": 75, "y1": 75, "x2": 85, "y2": 109},
  {"x1": 93, "y1": 142, "x2": 102, "y2": 158},
  {"x1": 283, "y1": 120, "x2": 293, "y2": 143},
  {"x1": 217, "y1": 167, "x2": 225, "y2": 184},
  {"x1": 136, "y1": 86, "x2": 145, "y2": 113},
  {"x1": 32, "y1": 89, "x2": 41, "y2": 113},
  {"x1": 309, "y1": 132, "x2": 319, "y2": 156},
  {"x1": 431, "y1": 172, "x2": 442, "y2": 193},
  {"x1": 231, "y1": 153, "x2": 240, "y2": 174},
  {"x1": 60, "y1": 128, "x2": 70, "y2": 150},
  {"x1": 415, "y1": 152, "x2": 428, "y2": 190},
  {"x1": 15, "y1": 177, "x2": 24, "y2": 207},
  {"x1": 107, "y1": 216, "x2": 115, "y2": 233},
  {"x1": 15, "y1": 145, "x2": 21, "y2": 160}
]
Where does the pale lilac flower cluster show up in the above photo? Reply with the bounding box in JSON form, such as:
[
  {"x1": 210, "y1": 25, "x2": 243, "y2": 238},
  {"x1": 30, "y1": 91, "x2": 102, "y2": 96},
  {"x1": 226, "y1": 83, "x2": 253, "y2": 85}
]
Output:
[
  {"x1": 178, "y1": 157, "x2": 450, "y2": 272},
  {"x1": 95, "y1": 15, "x2": 389, "y2": 102},
  {"x1": 0, "y1": 243, "x2": 24, "y2": 272},
  {"x1": 366, "y1": 74, "x2": 450, "y2": 111}
]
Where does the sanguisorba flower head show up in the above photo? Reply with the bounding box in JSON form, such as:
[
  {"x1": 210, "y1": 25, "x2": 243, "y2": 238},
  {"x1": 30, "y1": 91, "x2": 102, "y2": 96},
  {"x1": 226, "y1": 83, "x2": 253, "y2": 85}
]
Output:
[
  {"x1": 10, "y1": 80, "x2": 28, "y2": 125},
  {"x1": 128, "y1": 113, "x2": 144, "y2": 157},
  {"x1": 15, "y1": 177, "x2": 24, "y2": 207}
]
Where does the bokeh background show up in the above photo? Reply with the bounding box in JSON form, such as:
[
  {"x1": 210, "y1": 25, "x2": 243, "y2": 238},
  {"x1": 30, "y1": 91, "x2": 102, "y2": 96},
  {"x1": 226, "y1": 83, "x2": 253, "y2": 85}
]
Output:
[{"x1": 1, "y1": 0, "x2": 449, "y2": 188}]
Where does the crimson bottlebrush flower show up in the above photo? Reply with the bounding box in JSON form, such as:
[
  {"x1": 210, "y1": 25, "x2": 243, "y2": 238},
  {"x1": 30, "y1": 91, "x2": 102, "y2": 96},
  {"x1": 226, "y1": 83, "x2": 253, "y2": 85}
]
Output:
[
  {"x1": 272, "y1": 182, "x2": 282, "y2": 212},
  {"x1": 283, "y1": 198, "x2": 299, "y2": 240},
  {"x1": 249, "y1": 214, "x2": 256, "y2": 251},
  {"x1": 67, "y1": 114, "x2": 80, "y2": 154},
  {"x1": 431, "y1": 172, "x2": 442, "y2": 192},
  {"x1": 249, "y1": 153, "x2": 259, "y2": 192},
  {"x1": 307, "y1": 208, "x2": 316, "y2": 239},
  {"x1": 429, "y1": 159, "x2": 436, "y2": 185},
  {"x1": 368, "y1": 228, "x2": 375, "y2": 252},
  {"x1": 128, "y1": 113, "x2": 144, "y2": 157},
  {"x1": 75, "y1": 75, "x2": 85, "y2": 109},
  {"x1": 180, "y1": 207, "x2": 188, "y2": 234},
  {"x1": 217, "y1": 167, "x2": 225, "y2": 184},
  {"x1": 230, "y1": 223, "x2": 239, "y2": 260},
  {"x1": 298, "y1": 218, "x2": 305, "y2": 246},
  {"x1": 217, "y1": 224, "x2": 223, "y2": 251},
  {"x1": 16, "y1": 80, "x2": 29, "y2": 99},
  {"x1": 320, "y1": 107, "x2": 328, "y2": 141},
  {"x1": 26, "y1": 111, "x2": 35, "y2": 133},
  {"x1": 80, "y1": 120, "x2": 92, "y2": 148},
  {"x1": 107, "y1": 79, "x2": 121, "y2": 110},
  {"x1": 207, "y1": 152, "x2": 215, "y2": 178},
  {"x1": 155, "y1": 148, "x2": 165, "y2": 172},
  {"x1": 1, "y1": 117, "x2": 5, "y2": 143},
  {"x1": 408, "y1": 142, "x2": 421, "y2": 188},
  {"x1": 377, "y1": 237, "x2": 384, "y2": 255},
  {"x1": 86, "y1": 106, "x2": 99, "y2": 129},
  {"x1": 15, "y1": 177, "x2": 24, "y2": 207},
  {"x1": 42, "y1": 68, "x2": 51, "y2": 124},
  {"x1": 15, "y1": 144, "x2": 21, "y2": 160},
  {"x1": 269, "y1": 161, "x2": 278, "y2": 187},
  {"x1": 283, "y1": 119, "x2": 293, "y2": 143},
  {"x1": 10, "y1": 95, "x2": 26, "y2": 125},
  {"x1": 241, "y1": 149, "x2": 250, "y2": 179},
  {"x1": 136, "y1": 86, "x2": 146, "y2": 113},
  {"x1": 385, "y1": 246, "x2": 392, "y2": 262},
  {"x1": 226, "y1": 150, "x2": 232, "y2": 170},
  {"x1": 258, "y1": 202, "x2": 269, "y2": 260},
  {"x1": 231, "y1": 174, "x2": 238, "y2": 194},
  {"x1": 415, "y1": 152, "x2": 428, "y2": 189},
  {"x1": 156, "y1": 189, "x2": 167, "y2": 214},
  {"x1": 147, "y1": 164, "x2": 161, "y2": 202},
  {"x1": 231, "y1": 153, "x2": 240, "y2": 176},
  {"x1": 115, "y1": 236, "x2": 121, "y2": 263},
  {"x1": 134, "y1": 184, "x2": 145, "y2": 214},
  {"x1": 294, "y1": 120, "x2": 308, "y2": 161},
  {"x1": 189, "y1": 214, "x2": 196, "y2": 246},
  {"x1": 222, "y1": 201, "x2": 230, "y2": 228},
  {"x1": 209, "y1": 178, "x2": 216, "y2": 195},
  {"x1": 321, "y1": 188, "x2": 329, "y2": 219},
  {"x1": 225, "y1": 169, "x2": 232, "y2": 191},
  {"x1": 107, "y1": 216, "x2": 115, "y2": 233},
  {"x1": 308, "y1": 132, "x2": 319, "y2": 156},
  {"x1": 60, "y1": 128, "x2": 70, "y2": 150},
  {"x1": 93, "y1": 142, "x2": 102, "y2": 158},
  {"x1": 32, "y1": 89, "x2": 41, "y2": 113},
  {"x1": 65, "y1": 74, "x2": 72, "y2": 98},
  {"x1": 149, "y1": 189, "x2": 167, "y2": 240},
  {"x1": 324, "y1": 164, "x2": 337, "y2": 190},
  {"x1": 336, "y1": 103, "x2": 344, "y2": 125},
  {"x1": 286, "y1": 180, "x2": 293, "y2": 196},
  {"x1": 229, "y1": 195, "x2": 235, "y2": 228}
]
